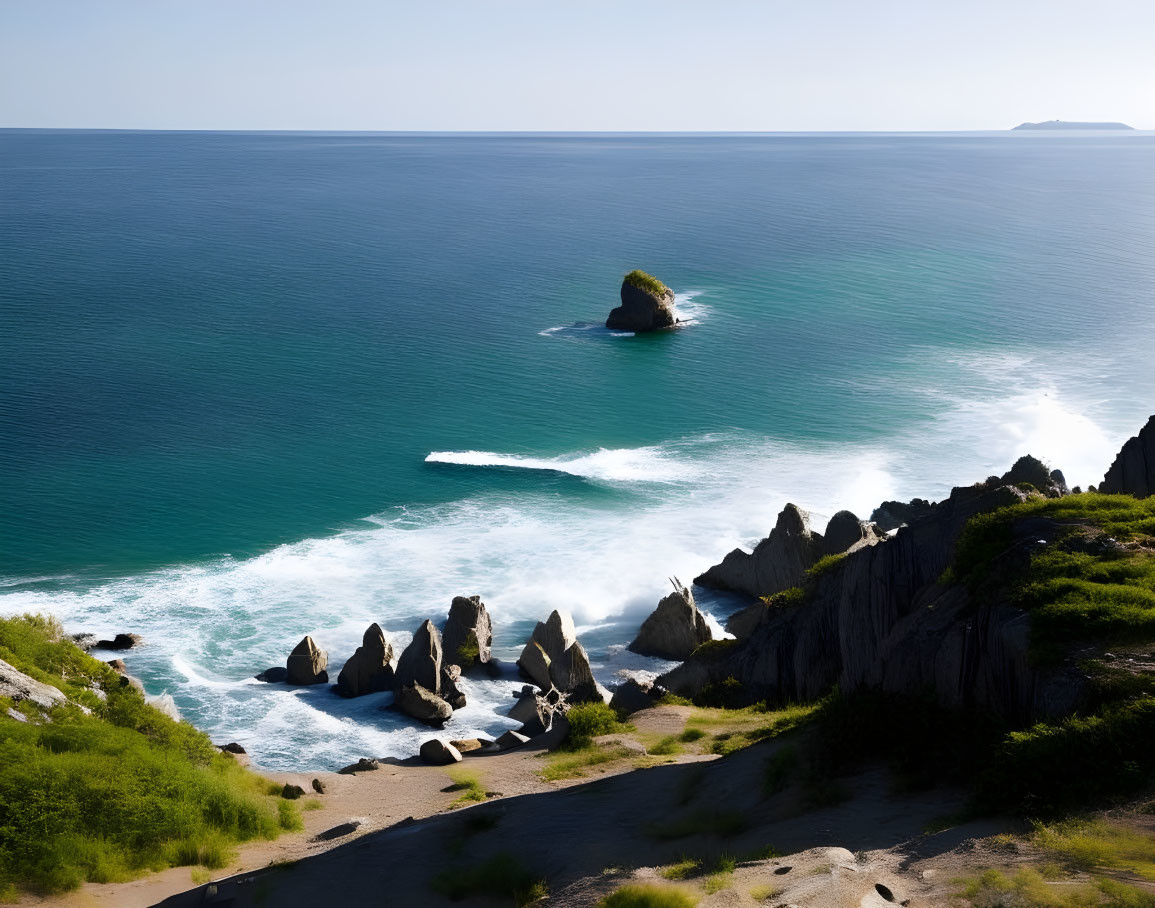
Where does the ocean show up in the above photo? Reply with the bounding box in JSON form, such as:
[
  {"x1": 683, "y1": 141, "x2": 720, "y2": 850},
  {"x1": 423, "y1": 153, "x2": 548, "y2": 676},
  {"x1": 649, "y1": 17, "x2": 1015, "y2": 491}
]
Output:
[{"x1": 2, "y1": 130, "x2": 1154, "y2": 768}]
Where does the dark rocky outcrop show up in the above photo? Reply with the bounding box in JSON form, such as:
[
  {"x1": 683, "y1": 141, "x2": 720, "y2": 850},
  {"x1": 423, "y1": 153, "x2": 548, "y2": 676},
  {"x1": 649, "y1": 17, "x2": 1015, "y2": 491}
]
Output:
[
  {"x1": 419, "y1": 738, "x2": 462, "y2": 765},
  {"x1": 395, "y1": 683, "x2": 452, "y2": 726},
  {"x1": 870, "y1": 498, "x2": 934, "y2": 532},
  {"x1": 312, "y1": 778, "x2": 325, "y2": 794},
  {"x1": 336, "y1": 623, "x2": 395, "y2": 698},
  {"x1": 286, "y1": 636, "x2": 329, "y2": 686},
  {"x1": 281, "y1": 784, "x2": 306, "y2": 800},
  {"x1": 517, "y1": 610, "x2": 608, "y2": 703},
  {"x1": 606, "y1": 271, "x2": 677, "y2": 332},
  {"x1": 823, "y1": 510, "x2": 885, "y2": 556},
  {"x1": 255, "y1": 666, "x2": 289, "y2": 683},
  {"x1": 442, "y1": 595, "x2": 493, "y2": 668},
  {"x1": 219, "y1": 742, "x2": 246, "y2": 755},
  {"x1": 1001, "y1": 455, "x2": 1066, "y2": 497},
  {"x1": 394, "y1": 620, "x2": 443, "y2": 696},
  {"x1": 663, "y1": 473, "x2": 1081, "y2": 724},
  {"x1": 695, "y1": 504, "x2": 826, "y2": 599},
  {"x1": 337, "y1": 758, "x2": 379, "y2": 774},
  {"x1": 629, "y1": 584, "x2": 712, "y2": 661},
  {"x1": 97, "y1": 633, "x2": 142, "y2": 650},
  {"x1": 496, "y1": 729, "x2": 530, "y2": 750},
  {"x1": 1101, "y1": 415, "x2": 1155, "y2": 498},
  {"x1": 440, "y1": 663, "x2": 467, "y2": 710},
  {"x1": 609, "y1": 677, "x2": 660, "y2": 715}
]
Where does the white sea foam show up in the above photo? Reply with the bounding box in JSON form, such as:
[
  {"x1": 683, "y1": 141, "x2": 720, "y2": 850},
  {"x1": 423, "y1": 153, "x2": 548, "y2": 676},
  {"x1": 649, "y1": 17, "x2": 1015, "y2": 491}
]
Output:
[
  {"x1": 0, "y1": 350, "x2": 1142, "y2": 770},
  {"x1": 673, "y1": 291, "x2": 707, "y2": 324}
]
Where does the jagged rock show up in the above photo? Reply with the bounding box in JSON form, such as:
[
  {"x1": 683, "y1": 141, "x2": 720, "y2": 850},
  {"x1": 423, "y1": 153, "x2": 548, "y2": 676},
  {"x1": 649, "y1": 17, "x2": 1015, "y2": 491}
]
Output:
[
  {"x1": 1050, "y1": 469, "x2": 1070, "y2": 495},
  {"x1": 442, "y1": 595, "x2": 493, "y2": 668},
  {"x1": 312, "y1": 778, "x2": 325, "y2": 794},
  {"x1": 338, "y1": 758, "x2": 379, "y2": 774},
  {"x1": 450, "y1": 738, "x2": 484, "y2": 753},
  {"x1": 97, "y1": 633, "x2": 142, "y2": 650},
  {"x1": 870, "y1": 497, "x2": 934, "y2": 532},
  {"x1": 725, "y1": 601, "x2": 770, "y2": 640},
  {"x1": 823, "y1": 510, "x2": 886, "y2": 555},
  {"x1": 628, "y1": 585, "x2": 713, "y2": 661},
  {"x1": 336, "y1": 623, "x2": 395, "y2": 698},
  {"x1": 256, "y1": 666, "x2": 289, "y2": 683},
  {"x1": 441, "y1": 663, "x2": 467, "y2": 709},
  {"x1": 517, "y1": 641, "x2": 552, "y2": 691},
  {"x1": 107, "y1": 659, "x2": 145, "y2": 692},
  {"x1": 72, "y1": 633, "x2": 99, "y2": 651},
  {"x1": 219, "y1": 742, "x2": 246, "y2": 754},
  {"x1": 663, "y1": 475, "x2": 1081, "y2": 724},
  {"x1": 394, "y1": 620, "x2": 443, "y2": 696},
  {"x1": 147, "y1": 693, "x2": 180, "y2": 720},
  {"x1": 1101, "y1": 415, "x2": 1155, "y2": 498},
  {"x1": 609, "y1": 677, "x2": 657, "y2": 715},
  {"x1": 395, "y1": 682, "x2": 452, "y2": 725},
  {"x1": 0, "y1": 658, "x2": 67, "y2": 711},
  {"x1": 606, "y1": 271, "x2": 677, "y2": 332},
  {"x1": 517, "y1": 610, "x2": 608, "y2": 703},
  {"x1": 286, "y1": 636, "x2": 329, "y2": 685},
  {"x1": 695, "y1": 504, "x2": 826, "y2": 599},
  {"x1": 419, "y1": 738, "x2": 463, "y2": 765},
  {"x1": 507, "y1": 687, "x2": 568, "y2": 736},
  {"x1": 496, "y1": 729, "x2": 530, "y2": 750}
]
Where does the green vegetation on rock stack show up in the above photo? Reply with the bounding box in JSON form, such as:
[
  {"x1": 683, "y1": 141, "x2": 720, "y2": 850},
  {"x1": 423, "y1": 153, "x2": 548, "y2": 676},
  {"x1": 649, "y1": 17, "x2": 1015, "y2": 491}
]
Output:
[
  {"x1": 0, "y1": 614, "x2": 298, "y2": 898},
  {"x1": 623, "y1": 269, "x2": 669, "y2": 298}
]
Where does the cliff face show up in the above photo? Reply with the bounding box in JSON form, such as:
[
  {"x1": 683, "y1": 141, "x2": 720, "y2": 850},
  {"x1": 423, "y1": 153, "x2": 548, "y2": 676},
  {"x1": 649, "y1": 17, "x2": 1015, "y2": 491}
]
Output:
[
  {"x1": 664, "y1": 478, "x2": 1084, "y2": 724},
  {"x1": 1101, "y1": 415, "x2": 1155, "y2": 498}
]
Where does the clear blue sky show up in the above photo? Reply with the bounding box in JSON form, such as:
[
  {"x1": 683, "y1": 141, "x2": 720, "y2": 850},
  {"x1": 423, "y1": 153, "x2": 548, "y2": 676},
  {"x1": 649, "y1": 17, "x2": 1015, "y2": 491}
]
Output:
[{"x1": 2, "y1": 0, "x2": 1152, "y2": 130}]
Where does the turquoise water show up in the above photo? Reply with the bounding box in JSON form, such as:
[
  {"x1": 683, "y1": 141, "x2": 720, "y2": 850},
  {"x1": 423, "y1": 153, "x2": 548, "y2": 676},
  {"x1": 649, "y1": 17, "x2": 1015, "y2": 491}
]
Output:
[{"x1": 2, "y1": 131, "x2": 1154, "y2": 768}]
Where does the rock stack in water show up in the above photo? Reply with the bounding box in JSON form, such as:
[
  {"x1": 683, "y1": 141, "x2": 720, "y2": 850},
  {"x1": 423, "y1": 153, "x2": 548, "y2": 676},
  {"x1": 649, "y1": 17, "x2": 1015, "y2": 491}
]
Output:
[
  {"x1": 286, "y1": 636, "x2": 329, "y2": 685},
  {"x1": 336, "y1": 623, "x2": 395, "y2": 698},
  {"x1": 393, "y1": 619, "x2": 463, "y2": 725},
  {"x1": 606, "y1": 270, "x2": 677, "y2": 332},
  {"x1": 516, "y1": 610, "x2": 608, "y2": 703},
  {"x1": 442, "y1": 595, "x2": 493, "y2": 669},
  {"x1": 629, "y1": 583, "x2": 713, "y2": 661}
]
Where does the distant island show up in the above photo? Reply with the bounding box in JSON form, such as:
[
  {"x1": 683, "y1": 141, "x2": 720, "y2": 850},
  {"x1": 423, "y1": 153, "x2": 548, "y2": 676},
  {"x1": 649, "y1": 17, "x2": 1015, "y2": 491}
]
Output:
[{"x1": 1013, "y1": 120, "x2": 1133, "y2": 130}]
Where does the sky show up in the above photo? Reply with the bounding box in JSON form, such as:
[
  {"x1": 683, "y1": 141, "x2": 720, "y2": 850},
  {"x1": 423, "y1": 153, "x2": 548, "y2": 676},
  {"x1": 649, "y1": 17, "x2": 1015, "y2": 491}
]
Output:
[{"x1": 1, "y1": 0, "x2": 1153, "y2": 131}]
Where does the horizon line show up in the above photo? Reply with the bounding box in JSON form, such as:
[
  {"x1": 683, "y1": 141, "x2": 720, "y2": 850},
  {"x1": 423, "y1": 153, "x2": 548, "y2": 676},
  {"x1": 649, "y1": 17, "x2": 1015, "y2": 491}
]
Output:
[{"x1": 1, "y1": 127, "x2": 1151, "y2": 136}]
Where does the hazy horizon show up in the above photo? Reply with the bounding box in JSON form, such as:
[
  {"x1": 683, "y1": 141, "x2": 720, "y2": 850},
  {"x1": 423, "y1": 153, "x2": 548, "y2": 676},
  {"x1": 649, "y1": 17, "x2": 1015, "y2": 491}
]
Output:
[{"x1": 2, "y1": 0, "x2": 1153, "y2": 132}]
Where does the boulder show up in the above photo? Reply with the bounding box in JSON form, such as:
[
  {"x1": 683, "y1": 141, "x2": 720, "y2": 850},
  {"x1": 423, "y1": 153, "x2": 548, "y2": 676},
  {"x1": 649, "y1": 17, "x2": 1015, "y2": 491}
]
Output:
[
  {"x1": 1002, "y1": 455, "x2": 1066, "y2": 497},
  {"x1": 286, "y1": 636, "x2": 329, "y2": 685},
  {"x1": 440, "y1": 664, "x2": 467, "y2": 710},
  {"x1": 517, "y1": 610, "x2": 608, "y2": 703},
  {"x1": 450, "y1": 738, "x2": 485, "y2": 753},
  {"x1": 312, "y1": 778, "x2": 325, "y2": 794},
  {"x1": 517, "y1": 641, "x2": 552, "y2": 691},
  {"x1": 219, "y1": 742, "x2": 246, "y2": 755},
  {"x1": 255, "y1": 666, "x2": 289, "y2": 683},
  {"x1": 1101, "y1": 415, "x2": 1155, "y2": 498},
  {"x1": 628, "y1": 585, "x2": 713, "y2": 661},
  {"x1": 609, "y1": 677, "x2": 658, "y2": 715},
  {"x1": 395, "y1": 682, "x2": 452, "y2": 726},
  {"x1": 606, "y1": 271, "x2": 677, "y2": 332},
  {"x1": 419, "y1": 738, "x2": 463, "y2": 765},
  {"x1": 97, "y1": 633, "x2": 142, "y2": 650},
  {"x1": 442, "y1": 595, "x2": 493, "y2": 668},
  {"x1": 496, "y1": 729, "x2": 530, "y2": 750},
  {"x1": 338, "y1": 758, "x2": 379, "y2": 775},
  {"x1": 394, "y1": 620, "x2": 443, "y2": 695},
  {"x1": 336, "y1": 623, "x2": 395, "y2": 698},
  {"x1": 0, "y1": 658, "x2": 67, "y2": 712},
  {"x1": 823, "y1": 510, "x2": 886, "y2": 556},
  {"x1": 281, "y1": 784, "x2": 306, "y2": 800},
  {"x1": 695, "y1": 504, "x2": 826, "y2": 599}
]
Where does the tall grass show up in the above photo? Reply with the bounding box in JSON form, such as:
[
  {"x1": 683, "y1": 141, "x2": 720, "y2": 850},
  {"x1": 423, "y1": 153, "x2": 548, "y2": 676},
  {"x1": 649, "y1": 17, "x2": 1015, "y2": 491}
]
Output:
[
  {"x1": 0, "y1": 614, "x2": 297, "y2": 895},
  {"x1": 622, "y1": 269, "x2": 669, "y2": 298}
]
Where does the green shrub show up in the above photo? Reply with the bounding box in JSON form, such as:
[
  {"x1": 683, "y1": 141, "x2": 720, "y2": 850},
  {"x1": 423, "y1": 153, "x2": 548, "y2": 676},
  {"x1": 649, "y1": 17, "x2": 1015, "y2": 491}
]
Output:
[
  {"x1": 0, "y1": 614, "x2": 292, "y2": 896},
  {"x1": 678, "y1": 728, "x2": 705, "y2": 743},
  {"x1": 431, "y1": 853, "x2": 547, "y2": 905},
  {"x1": 564, "y1": 702, "x2": 629, "y2": 749},
  {"x1": 600, "y1": 882, "x2": 698, "y2": 907},
  {"x1": 806, "y1": 554, "x2": 846, "y2": 579},
  {"x1": 622, "y1": 269, "x2": 669, "y2": 298}
]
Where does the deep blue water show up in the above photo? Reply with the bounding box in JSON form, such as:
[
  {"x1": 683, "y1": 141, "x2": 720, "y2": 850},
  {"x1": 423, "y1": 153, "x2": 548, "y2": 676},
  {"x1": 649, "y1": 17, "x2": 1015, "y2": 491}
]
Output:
[{"x1": 2, "y1": 131, "x2": 1154, "y2": 767}]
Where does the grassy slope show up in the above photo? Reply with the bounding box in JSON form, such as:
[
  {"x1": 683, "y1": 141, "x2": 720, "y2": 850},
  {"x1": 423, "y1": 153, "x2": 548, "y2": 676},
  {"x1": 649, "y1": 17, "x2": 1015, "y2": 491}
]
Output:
[
  {"x1": 0, "y1": 614, "x2": 298, "y2": 899},
  {"x1": 623, "y1": 269, "x2": 669, "y2": 298}
]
